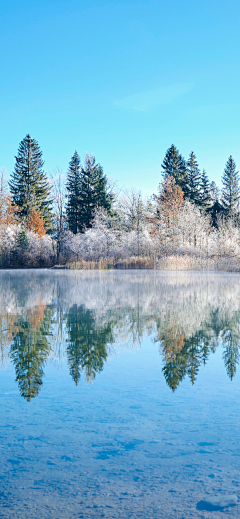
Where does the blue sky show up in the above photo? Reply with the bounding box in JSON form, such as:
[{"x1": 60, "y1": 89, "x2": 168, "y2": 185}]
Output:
[{"x1": 1, "y1": 0, "x2": 240, "y2": 195}]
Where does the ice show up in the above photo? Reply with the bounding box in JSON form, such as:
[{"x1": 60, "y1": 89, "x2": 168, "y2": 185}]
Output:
[{"x1": 197, "y1": 494, "x2": 238, "y2": 511}]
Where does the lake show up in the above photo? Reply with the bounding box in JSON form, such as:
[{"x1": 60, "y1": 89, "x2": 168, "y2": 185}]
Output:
[{"x1": 1, "y1": 269, "x2": 240, "y2": 518}]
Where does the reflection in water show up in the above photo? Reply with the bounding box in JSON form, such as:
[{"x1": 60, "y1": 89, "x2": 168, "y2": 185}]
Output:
[
  {"x1": 158, "y1": 309, "x2": 240, "y2": 390},
  {"x1": 66, "y1": 305, "x2": 114, "y2": 384},
  {"x1": 1, "y1": 270, "x2": 240, "y2": 398},
  {"x1": 10, "y1": 306, "x2": 53, "y2": 400}
]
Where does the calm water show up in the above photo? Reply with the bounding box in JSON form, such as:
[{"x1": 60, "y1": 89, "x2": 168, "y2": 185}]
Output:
[{"x1": 1, "y1": 270, "x2": 240, "y2": 518}]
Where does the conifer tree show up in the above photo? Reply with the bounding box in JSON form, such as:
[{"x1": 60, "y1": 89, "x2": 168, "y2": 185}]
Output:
[
  {"x1": 78, "y1": 153, "x2": 113, "y2": 232},
  {"x1": 199, "y1": 169, "x2": 212, "y2": 209},
  {"x1": 9, "y1": 135, "x2": 52, "y2": 226},
  {"x1": 66, "y1": 151, "x2": 82, "y2": 234},
  {"x1": 186, "y1": 152, "x2": 201, "y2": 205},
  {"x1": 221, "y1": 156, "x2": 240, "y2": 220},
  {"x1": 161, "y1": 145, "x2": 188, "y2": 196}
]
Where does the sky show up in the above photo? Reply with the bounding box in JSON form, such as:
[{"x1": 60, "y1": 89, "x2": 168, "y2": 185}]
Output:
[{"x1": 1, "y1": 0, "x2": 240, "y2": 196}]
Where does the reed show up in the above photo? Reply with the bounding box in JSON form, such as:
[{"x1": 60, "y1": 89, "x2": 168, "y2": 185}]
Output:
[{"x1": 57, "y1": 254, "x2": 240, "y2": 271}]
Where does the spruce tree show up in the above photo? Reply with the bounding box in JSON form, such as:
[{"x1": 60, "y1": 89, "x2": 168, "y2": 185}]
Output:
[
  {"x1": 221, "y1": 156, "x2": 240, "y2": 220},
  {"x1": 66, "y1": 151, "x2": 82, "y2": 234},
  {"x1": 161, "y1": 144, "x2": 188, "y2": 196},
  {"x1": 199, "y1": 169, "x2": 212, "y2": 209},
  {"x1": 9, "y1": 134, "x2": 52, "y2": 226},
  {"x1": 186, "y1": 152, "x2": 201, "y2": 205},
  {"x1": 78, "y1": 153, "x2": 113, "y2": 232}
]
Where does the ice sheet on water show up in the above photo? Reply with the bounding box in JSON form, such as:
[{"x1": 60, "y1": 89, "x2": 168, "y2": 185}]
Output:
[{"x1": 197, "y1": 494, "x2": 238, "y2": 511}]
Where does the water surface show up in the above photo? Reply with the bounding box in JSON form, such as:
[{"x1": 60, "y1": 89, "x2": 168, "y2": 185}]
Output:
[{"x1": 1, "y1": 270, "x2": 240, "y2": 518}]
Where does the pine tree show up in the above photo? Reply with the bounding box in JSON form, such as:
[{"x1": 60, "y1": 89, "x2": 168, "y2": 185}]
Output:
[
  {"x1": 199, "y1": 169, "x2": 212, "y2": 209},
  {"x1": 78, "y1": 153, "x2": 113, "y2": 232},
  {"x1": 66, "y1": 151, "x2": 82, "y2": 234},
  {"x1": 221, "y1": 156, "x2": 240, "y2": 220},
  {"x1": 161, "y1": 145, "x2": 188, "y2": 196},
  {"x1": 186, "y1": 152, "x2": 201, "y2": 205},
  {"x1": 9, "y1": 135, "x2": 52, "y2": 227}
]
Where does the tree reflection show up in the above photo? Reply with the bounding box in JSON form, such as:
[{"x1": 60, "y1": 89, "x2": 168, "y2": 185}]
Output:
[
  {"x1": 158, "y1": 311, "x2": 240, "y2": 390},
  {"x1": 2, "y1": 272, "x2": 240, "y2": 396},
  {"x1": 10, "y1": 304, "x2": 52, "y2": 401},
  {"x1": 221, "y1": 315, "x2": 240, "y2": 380},
  {"x1": 66, "y1": 305, "x2": 114, "y2": 384}
]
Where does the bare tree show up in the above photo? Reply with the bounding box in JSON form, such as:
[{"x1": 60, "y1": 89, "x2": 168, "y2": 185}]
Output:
[{"x1": 50, "y1": 168, "x2": 68, "y2": 263}]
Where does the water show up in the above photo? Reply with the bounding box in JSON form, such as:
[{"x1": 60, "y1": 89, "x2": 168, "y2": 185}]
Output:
[{"x1": 1, "y1": 270, "x2": 240, "y2": 518}]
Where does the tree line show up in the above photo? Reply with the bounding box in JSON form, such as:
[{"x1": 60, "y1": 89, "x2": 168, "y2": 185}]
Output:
[{"x1": 1, "y1": 134, "x2": 240, "y2": 268}]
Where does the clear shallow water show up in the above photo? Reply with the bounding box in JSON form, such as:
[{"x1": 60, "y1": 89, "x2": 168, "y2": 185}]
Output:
[{"x1": 1, "y1": 270, "x2": 240, "y2": 518}]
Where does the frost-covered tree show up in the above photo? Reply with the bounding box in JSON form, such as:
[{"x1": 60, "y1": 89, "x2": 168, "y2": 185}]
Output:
[
  {"x1": 117, "y1": 189, "x2": 150, "y2": 256},
  {"x1": 153, "y1": 175, "x2": 184, "y2": 248},
  {"x1": 51, "y1": 168, "x2": 67, "y2": 263},
  {"x1": 221, "y1": 156, "x2": 240, "y2": 220},
  {"x1": 77, "y1": 153, "x2": 113, "y2": 232}
]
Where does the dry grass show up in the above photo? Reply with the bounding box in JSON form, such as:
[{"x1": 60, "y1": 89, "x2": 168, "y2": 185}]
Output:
[
  {"x1": 156, "y1": 254, "x2": 240, "y2": 271},
  {"x1": 55, "y1": 254, "x2": 240, "y2": 271},
  {"x1": 60, "y1": 257, "x2": 154, "y2": 270}
]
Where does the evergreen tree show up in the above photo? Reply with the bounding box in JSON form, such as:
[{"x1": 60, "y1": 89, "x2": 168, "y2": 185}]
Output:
[
  {"x1": 186, "y1": 152, "x2": 201, "y2": 205},
  {"x1": 9, "y1": 134, "x2": 52, "y2": 226},
  {"x1": 78, "y1": 153, "x2": 113, "y2": 232},
  {"x1": 161, "y1": 145, "x2": 188, "y2": 196},
  {"x1": 221, "y1": 156, "x2": 240, "y2": 220},
  {"x1": 66, "y1": 151, "x2": 82, "y2": 234},
  {"x1": 199, "y1": 169, "x2": 212, "y2": 209}
]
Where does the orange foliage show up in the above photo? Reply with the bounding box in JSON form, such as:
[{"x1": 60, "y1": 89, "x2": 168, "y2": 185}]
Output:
[
  {"x1": 5, "y1": 302, "x2": 47, "y2": 342},
  {"x1": 155, "y1": 175, "x2": 184, "y2": 217},
  {"x1": 29, "y1": 302, "x2": 47, "y2": 329},
  {"x1": 27, "y1": 209, "x2": 46, "y2": 237},
  {"x1": 159, "y1": 321, "x2": 185, "y2": 362},
  {"x1": 148, "y1": 175, "x2": 184, "y2": 237},
  {"x1": 0, "y1": 195, "x2": 19, "y2": 225}
]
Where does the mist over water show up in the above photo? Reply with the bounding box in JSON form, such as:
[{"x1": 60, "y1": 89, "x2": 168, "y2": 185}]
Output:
[{"x1": 1, "y1": 270, "x2": 240, "y2": 517}]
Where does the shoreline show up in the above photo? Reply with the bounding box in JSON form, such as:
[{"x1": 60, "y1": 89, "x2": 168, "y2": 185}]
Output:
[{"x1": 1, "y1": 254, "x2": 240, "y2": 272}]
